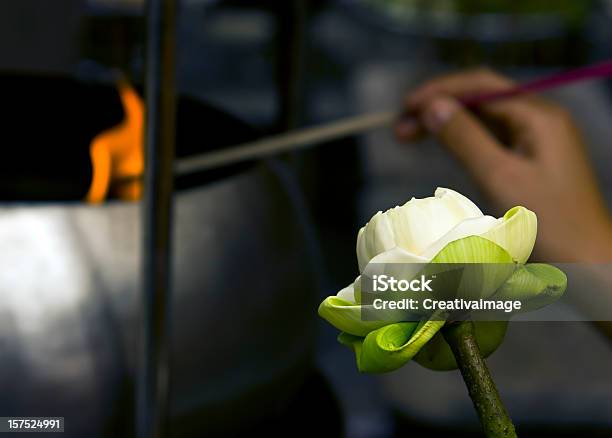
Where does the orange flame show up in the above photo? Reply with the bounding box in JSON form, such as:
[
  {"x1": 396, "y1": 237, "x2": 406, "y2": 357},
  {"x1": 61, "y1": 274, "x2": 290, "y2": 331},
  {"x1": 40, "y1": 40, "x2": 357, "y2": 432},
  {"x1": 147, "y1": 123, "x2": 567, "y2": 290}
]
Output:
[{"x1": 85, "y1": 82, "x2": 144, "y2": 203}]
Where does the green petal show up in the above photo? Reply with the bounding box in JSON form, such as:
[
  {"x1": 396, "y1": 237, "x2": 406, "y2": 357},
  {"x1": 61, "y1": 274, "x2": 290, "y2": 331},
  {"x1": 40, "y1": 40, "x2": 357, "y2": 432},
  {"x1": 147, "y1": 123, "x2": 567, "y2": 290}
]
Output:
[
  {"x1": 337, "y1": 332, "x2": 365, "y2": 370},
  {"x1": 430, "y1": 235, "x2": 514, "y2": 264},
  {"x1": 318, "y1": 296, "x2": 389, "y2": 337},
  {"x1": 480, "y1": 206, "x2": 537, "y2": 263},
  {"x1": 493, "y1": 263, "x2": 567, "y2": 311},
  {"x1": 358, "y1": 319, "x2": 446, "y2": 373},
  {"x1": 415, "y1": 321, "x2": 508, "y2": 371},
  {"x1": 426, "y1": 235, "x2": 516, "y2": 300}
]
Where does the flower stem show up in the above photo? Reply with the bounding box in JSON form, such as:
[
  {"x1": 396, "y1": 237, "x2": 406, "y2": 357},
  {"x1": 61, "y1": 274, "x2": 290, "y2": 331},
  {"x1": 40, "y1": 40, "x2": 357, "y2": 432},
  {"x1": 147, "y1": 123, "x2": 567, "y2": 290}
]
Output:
[{"x1": 442, "y1": 321, "x2": 517, "y2": 438}]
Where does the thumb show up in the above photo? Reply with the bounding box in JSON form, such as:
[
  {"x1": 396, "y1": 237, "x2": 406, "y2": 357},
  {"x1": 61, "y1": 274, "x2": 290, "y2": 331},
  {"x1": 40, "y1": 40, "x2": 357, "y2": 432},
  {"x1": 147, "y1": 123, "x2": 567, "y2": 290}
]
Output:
[{"x1": 421, "y1": 96, "x2": 512, "y2": 186}]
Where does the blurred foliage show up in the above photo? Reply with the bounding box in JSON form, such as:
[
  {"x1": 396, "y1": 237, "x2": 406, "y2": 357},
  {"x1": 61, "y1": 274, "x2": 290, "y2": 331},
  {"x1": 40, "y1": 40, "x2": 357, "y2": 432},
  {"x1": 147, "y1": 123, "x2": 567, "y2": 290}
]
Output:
[{"x1": 360, "y1": 0, "x2": 592, "y2": 26}]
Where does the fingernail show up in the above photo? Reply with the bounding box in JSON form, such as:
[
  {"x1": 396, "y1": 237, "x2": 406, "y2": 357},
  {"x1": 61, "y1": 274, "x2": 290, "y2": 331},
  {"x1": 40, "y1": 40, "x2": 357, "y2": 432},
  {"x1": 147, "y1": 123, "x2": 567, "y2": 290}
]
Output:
[
  {"x1": 422, "y1": 98, "x2": 458, "y2": 133},
  {"x1": 395, "y1": 118, "x2": 418, "y2": 139}
]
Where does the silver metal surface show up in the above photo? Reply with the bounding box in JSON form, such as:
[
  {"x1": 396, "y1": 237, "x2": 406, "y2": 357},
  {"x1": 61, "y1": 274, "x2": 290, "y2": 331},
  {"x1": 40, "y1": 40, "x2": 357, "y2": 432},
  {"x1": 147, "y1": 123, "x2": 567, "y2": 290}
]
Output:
[{"x1": 0, "y1": 164, "x2": 315, "y2": 436}]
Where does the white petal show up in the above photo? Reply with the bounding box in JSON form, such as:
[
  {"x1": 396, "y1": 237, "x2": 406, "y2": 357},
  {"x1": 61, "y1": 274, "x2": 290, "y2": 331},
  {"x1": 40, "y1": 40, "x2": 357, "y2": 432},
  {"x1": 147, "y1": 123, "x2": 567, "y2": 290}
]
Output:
[
  {"x1": 362, "y1": 247, "x2": 429, "y2": 287},
  {"x1": 480, "y1": 206, "x2": 537, "y2": 263},
  {"x1": 356, "y1": 187, "x2": 484, "y2": 270},
  {"x1": 356, "y1": 227, "x2": 368, "y2": 272},
  {"x1": 337, "y1": 282, "x2": 356, "y2": 303},
  {"x1": 434, "y1": 187, "x2": 483, "y2": 219},
  {"x1": 367, "y1": 246, "x2": 429, "y2": 265},
  {"x1": 384, "y1": 188, "x2": 484, "y2": 255},
  {"x1": 421, "y1": 215, "x2": 500, "y2": 259},
  {"x1": 357, "y1": 212, "x2": 396, "y2": 271}
]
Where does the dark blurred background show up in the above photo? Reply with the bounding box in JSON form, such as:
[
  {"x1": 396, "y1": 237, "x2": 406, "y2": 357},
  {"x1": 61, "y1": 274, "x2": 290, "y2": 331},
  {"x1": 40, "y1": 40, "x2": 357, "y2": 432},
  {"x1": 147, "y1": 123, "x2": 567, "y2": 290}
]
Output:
[{"x1": 2, "y1": 0, "x2": 612, "y2": 437}]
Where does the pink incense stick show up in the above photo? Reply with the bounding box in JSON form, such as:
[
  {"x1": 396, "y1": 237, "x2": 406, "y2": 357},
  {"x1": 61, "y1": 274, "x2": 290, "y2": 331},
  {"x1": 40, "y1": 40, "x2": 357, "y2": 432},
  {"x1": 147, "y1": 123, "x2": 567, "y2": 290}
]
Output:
[
  {"x1": 176, "y1": 60, "x2": 612, "y2": 174},
  {"x1": 460, "y1": 59, "x2": 612, "y2": 108}
]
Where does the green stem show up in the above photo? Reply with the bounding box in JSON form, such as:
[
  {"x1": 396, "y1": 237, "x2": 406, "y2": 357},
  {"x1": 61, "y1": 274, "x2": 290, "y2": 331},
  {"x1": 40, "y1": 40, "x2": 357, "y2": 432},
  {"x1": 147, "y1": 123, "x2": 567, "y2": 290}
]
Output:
[{"x1": 442, "y1": 321, "x2": 517, "y2": 438}]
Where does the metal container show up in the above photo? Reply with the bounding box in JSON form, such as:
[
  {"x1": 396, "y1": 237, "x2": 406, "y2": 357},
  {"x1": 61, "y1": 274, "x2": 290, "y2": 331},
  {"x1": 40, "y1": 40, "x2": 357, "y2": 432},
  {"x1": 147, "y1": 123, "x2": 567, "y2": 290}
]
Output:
[
  {"x1": 0, "y1": 163, "x2": 316, "y2": 436},
  {"x1": 0, "y1": 76, "x2": 317, "y2": 436}
]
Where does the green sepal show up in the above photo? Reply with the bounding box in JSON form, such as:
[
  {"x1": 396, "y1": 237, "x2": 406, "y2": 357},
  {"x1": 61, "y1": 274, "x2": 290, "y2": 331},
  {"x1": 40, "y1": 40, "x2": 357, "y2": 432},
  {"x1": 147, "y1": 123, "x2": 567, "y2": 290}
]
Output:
[
  {"x1": 337, "y1": 332, "x2": 365, "y2": 370},
  {"x1": 355, "y1": 319, "x2": 446, "y2": 373},
  {"x1": 492, "y1": 263, "x2": 567, "y2": 311},
  {"x1": 318, "y1": 296, "x2": 390, "y2": 337}
]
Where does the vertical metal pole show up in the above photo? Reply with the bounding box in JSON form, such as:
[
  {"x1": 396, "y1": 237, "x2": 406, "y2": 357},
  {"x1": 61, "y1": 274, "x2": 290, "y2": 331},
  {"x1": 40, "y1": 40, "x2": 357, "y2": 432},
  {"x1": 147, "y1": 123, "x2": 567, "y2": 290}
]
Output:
[
  {"x1": 138, "y1": 0, "x2": 177, "y2": 437},
  {"x1": 275, "y1": 0, "x2": 307, "y2": 132}
]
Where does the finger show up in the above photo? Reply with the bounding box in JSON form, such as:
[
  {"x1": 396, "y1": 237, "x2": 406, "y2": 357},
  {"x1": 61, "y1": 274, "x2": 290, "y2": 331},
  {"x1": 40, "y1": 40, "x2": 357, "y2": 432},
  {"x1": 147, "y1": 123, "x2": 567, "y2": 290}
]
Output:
[
  {"x1": 394, "y1": 116, "x2": 418, "y2": 141},
  {"x1": 421, "y1": 96, "x2": 516, "y2": 186},
  {"x1": 477, "y1": 94, "x2": 551, "y2": 133},
  {"x1": 407, "y1": 68, "x2": 513, "y2": 106},
  {"x1": 394, "y1": 115, "x2": 426, "y2": 143},
  {"x1": 406, "y1": 68, "x2": 543, "y2": 125},
  {"x1": 478, "y1": 95, "x2": 577, "y2": 162},
  {"x1": 407, "y1": 69, "x2": 559, "y2": 157},
  {"x1": 407, "y1": 68, "x2": 513, "y2": 107}
]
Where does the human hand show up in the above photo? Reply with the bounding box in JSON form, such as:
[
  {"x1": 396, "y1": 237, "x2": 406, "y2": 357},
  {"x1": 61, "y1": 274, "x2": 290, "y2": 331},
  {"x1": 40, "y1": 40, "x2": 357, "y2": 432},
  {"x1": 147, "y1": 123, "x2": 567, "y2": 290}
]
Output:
[{"x1": 395, "y1": 68, "x2": 612, "y2": 262}]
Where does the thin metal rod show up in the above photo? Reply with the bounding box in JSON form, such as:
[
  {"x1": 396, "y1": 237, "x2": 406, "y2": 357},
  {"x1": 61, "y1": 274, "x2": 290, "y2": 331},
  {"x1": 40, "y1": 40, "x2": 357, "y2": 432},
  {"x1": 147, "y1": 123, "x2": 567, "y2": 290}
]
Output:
[
  {"x1": 175, "y1": 110, "x2": 397, "y2": 175},
  {"x1": 138, "y1": 0, "x2": 177, "y2": 437}
]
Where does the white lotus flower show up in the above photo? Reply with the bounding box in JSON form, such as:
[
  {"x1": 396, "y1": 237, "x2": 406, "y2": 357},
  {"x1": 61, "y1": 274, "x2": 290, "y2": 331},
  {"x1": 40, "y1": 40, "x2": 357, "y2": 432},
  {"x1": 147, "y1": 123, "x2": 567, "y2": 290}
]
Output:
[
  {"x1": 356, "y1": 187, "x2": 537, "y2": 271},
  {"x1": 318, "y1": 187, "x2": 566, "y2": 374}
]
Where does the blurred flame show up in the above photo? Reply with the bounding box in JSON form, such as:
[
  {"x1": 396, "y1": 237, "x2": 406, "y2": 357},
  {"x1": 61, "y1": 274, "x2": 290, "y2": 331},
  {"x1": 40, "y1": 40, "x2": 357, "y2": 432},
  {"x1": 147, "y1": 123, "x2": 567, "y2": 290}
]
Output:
[{"x1": 85, "y1": 82, "x2": 144, "y2": 203}]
